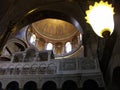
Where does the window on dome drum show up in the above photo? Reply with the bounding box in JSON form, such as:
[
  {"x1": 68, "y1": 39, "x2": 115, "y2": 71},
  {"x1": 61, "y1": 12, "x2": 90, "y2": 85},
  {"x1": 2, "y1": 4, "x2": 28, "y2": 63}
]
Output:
[
  {"x1": 30, "y1": 33, "x2": 36, "y2": 45},
  {"x1": 65, "y1": 42, "x2": 72, "y2": 53},
  {"x1": 46, "y1": 43, "x2": 53, "y2": 50},
  {"x1": 80, "y1": 33, "x2": 82, "y2": 42}
]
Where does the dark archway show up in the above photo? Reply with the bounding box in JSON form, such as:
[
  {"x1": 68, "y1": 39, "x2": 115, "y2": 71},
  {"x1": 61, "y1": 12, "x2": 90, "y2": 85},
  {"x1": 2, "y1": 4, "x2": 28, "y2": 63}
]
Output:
[
  {"x1": 83, "y1": 79, "x2": 99, "y2": 90},
  {"x1": 42, "y1": 81, "x2": 57, "y2": 90},
  {"x1": 6, "y1": 81, "x2": 19, "y2": 90},
  {"x1": 62, "y1": 80, "x2": 78, "y2": 90},
  {"x1": 23, "y1": 81, "x2": 37, "y2": 90},
  {"x1": 0, "y1": 82, "x2": 3, "y2": 90},
  {"x1": 111, "y1": 67, "x2": 120, "y2": 89}
]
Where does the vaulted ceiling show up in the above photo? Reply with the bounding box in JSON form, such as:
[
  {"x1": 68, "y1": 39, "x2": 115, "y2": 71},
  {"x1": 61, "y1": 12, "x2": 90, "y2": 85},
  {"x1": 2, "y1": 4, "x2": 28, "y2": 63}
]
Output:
[{"x1": 30, "y1": 18, "x2": 79, "y2": 41}]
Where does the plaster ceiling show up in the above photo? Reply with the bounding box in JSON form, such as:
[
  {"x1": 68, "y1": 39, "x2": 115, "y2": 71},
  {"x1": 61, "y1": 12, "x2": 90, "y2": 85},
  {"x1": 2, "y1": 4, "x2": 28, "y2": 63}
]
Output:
[{"x1": 30, "y1": 18, "x2": 79, "y2": 41}]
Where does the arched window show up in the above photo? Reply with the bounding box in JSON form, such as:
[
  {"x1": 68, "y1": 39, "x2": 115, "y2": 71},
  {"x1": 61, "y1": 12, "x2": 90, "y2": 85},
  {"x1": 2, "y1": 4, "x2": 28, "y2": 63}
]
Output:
[
  {"x1": 30, "y1": 34, "x2": 36, "y2": 45},
  {"x1": 80, "y1": 33, "x2": 82, "y2": 41},
  {"x1": 65, "y1": 42, "x2": 72, "y2": 53},
  {"x1": 46, "y1": 43, "x2": 53, "y2": 50}
]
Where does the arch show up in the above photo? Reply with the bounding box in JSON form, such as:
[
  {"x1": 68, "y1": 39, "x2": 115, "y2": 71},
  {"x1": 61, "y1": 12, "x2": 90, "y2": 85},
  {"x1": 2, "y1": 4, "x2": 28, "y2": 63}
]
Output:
[
  {"x1": 82, "y1": 79, "x2": 99, "y2": 90},
  {"x1": 22, "y1": 64, "x2": 30, "y2": 74},
  {"x1": 1, "y1": 38, "x2": 27, "y2": 59},
  {"x1": 65, "y1": 42, "x2": 72, "y2": 53},
  {"x1": 38, "y1": 63, "x2": 47, "y2": 74},
  {"x1": 6, "y1": 38, "x2": 27, "y2": 50},
  {"x1": 23, "y1": 81, "x2": 37, "y2": 90},
  {"x1": 7, "y1": 64, "x2": 15, "y2": 75},
  {"x1": 80, "y1": 33, "x2": 82, "y2": 42},
  {"x1": 6, "y1": 81, "x2": 19, "y2": 90},
  {"x1": 14, "y1": 42, "x2": 26, "y2": 51},
  {"x1": 0, "y1": 82, "x2": 3, "y2": 90},
  {"x1": 30, "y1": 64, "x2": 38, "y2": 74},
  {"x1": 14, "y1": 64, "x2": 23, "y2": 75},
  {"x1": 0, "y1": 64, "x2": 7, "y2": 75},
  {"x1": 46, "y1": 43, "x2": 53, "y2": 50},
  {"x1": 16, "y1": 9, "x2": 83, "y2": 34},
  {"x1": 42, "y1": 81, "x2": 57, "y2": 90},
  {"x1": 62, "y1": 80, "x2": 78, "y2": 90},
  {"x1": 112, "y1": 66, "x2": 120, "y2": 89},
  {"x1": 30, "y1": 33, "x2": 36, "y2": 45}
]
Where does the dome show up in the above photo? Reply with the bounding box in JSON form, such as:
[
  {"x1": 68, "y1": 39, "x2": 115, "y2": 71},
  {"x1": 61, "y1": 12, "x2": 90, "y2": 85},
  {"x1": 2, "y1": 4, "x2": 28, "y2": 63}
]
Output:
[
  {"x1": 30, "y1": 18, "x2": 78, "y2": 41},
  {"x1": 27, "y1": 18, "x2": 83, "y2": 58}
]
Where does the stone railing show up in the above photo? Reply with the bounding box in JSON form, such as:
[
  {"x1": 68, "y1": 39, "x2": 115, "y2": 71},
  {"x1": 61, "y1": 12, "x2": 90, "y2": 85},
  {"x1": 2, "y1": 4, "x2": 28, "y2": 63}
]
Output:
[{"x1": 0, "y1": 57, "x2": 100, "y2": 75}]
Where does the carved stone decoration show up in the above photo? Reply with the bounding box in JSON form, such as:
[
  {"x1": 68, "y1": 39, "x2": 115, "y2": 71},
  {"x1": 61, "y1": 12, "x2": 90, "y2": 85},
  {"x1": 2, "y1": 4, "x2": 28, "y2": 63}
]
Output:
[
  {"x1": 80, "y1": 58, "x2": 96, "y2": 70},
  {"x1": 47, "y1": 63, "x2": 57, "y2": 74},
  {"x1": 60, "y1": 59, "x2": 76, "y2": 71}
]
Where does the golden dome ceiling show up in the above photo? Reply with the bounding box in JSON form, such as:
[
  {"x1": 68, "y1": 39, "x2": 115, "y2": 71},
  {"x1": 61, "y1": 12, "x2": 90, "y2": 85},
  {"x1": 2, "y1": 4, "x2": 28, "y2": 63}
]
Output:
[{"x1": 31, "y1": 18, "x2": 79, "y2": 41}]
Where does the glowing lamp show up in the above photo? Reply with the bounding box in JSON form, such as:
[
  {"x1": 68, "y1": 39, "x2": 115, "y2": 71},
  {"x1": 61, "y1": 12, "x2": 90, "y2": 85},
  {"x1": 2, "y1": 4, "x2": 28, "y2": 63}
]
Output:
[{"x1": 85, "y1": 1, "x2": 115, "y2": 38}]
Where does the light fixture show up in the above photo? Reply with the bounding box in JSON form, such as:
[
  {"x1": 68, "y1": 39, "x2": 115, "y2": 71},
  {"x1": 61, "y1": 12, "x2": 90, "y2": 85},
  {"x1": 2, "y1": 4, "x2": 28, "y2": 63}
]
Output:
[{"x1": 85, "y1": 1, "x2": 115, "y2": 38}]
